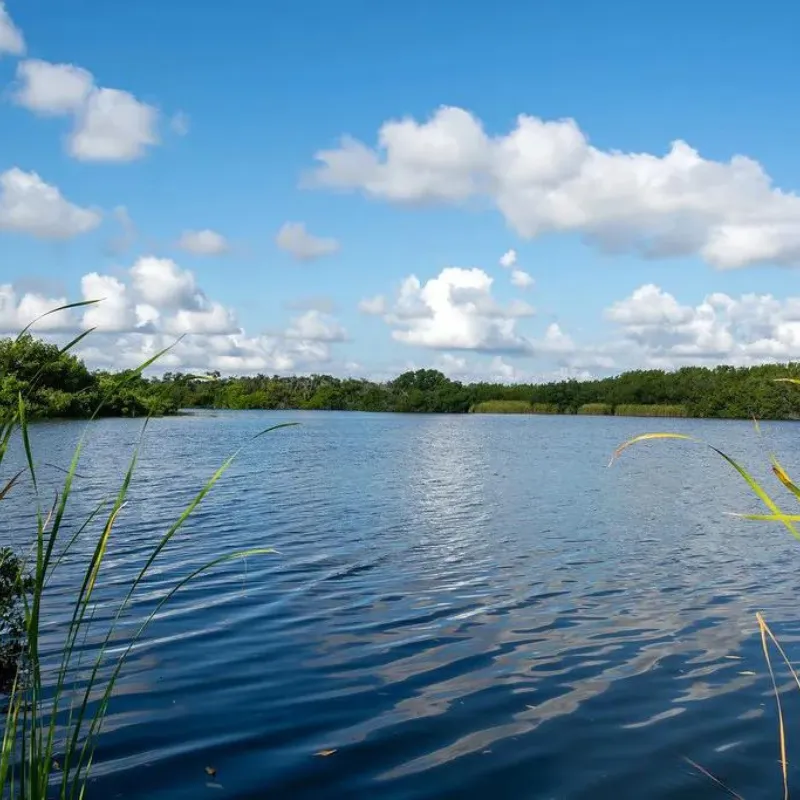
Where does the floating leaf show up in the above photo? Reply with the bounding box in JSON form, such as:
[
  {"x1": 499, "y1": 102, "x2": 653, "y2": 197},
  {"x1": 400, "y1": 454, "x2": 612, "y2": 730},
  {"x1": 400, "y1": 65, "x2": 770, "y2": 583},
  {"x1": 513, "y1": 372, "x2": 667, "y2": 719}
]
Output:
[
  {"x1": 314, "y1": 749, "x2": 337, "y2": 758},
  {"x1": 205, "y1": 766, "x2": 217, "y2": 777}
]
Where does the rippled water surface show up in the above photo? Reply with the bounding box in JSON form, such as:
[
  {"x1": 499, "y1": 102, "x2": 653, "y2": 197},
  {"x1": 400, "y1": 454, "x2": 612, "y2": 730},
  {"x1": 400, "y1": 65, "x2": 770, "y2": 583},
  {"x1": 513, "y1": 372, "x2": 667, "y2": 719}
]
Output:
[{"x1": 7, "y1": 410, "x2": 800, "y2": 798}]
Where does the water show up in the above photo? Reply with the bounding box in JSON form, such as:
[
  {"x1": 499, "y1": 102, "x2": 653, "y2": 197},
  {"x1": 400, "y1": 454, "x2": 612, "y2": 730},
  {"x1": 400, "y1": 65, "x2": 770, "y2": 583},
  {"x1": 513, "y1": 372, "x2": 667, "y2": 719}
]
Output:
[{"x1": 5, "y1": 411, "x2": 800, "y2": 798}]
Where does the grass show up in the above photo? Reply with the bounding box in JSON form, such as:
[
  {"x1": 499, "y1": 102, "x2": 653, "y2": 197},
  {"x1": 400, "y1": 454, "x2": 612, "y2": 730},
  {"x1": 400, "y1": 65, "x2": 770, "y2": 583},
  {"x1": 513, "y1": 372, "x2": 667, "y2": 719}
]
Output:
[
  {"x1": 613, "y1": 404, "x2": 688, "y2": 418},
  {"x1": 577, "y1": 403, "x2": 613, "y2": 415},
  {"x1": 470, "y1": 400, "x2": 559, "y2": 414},
  {"x1": 611, "y1": 416, "x2": 800, "y2": 796},
  {"x1": 0, "y1": 307, "x2": 296, "y2": 799},
  {"x1": 471, "y1": 400, "x2": 533, "y2": 414}
]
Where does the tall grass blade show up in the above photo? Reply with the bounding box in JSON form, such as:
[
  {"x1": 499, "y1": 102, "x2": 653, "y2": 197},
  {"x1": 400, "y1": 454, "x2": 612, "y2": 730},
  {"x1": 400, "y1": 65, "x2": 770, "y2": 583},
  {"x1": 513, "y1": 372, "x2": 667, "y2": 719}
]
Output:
[
  {"x1": 611, "y1": 431, "x2": 800, "y2": 542},
  {"x1": 757, "y1": 613, "x2": 789, "y2": 800},
  {"x1": 0, "y1": 469, "x2": 25, "y2": 502},
  {"x1": 14, "y1": 300, "x2": 99, "y2": 342},
  {"x1": 683, "y1": 756, "x2": 744, "y2": 799}
]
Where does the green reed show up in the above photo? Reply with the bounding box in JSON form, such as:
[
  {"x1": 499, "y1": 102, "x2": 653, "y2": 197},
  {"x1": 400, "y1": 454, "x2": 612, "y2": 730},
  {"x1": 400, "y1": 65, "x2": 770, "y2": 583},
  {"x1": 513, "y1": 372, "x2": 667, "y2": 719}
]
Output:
[
  {"x1": 613, "y1": 404, "x2": 688, "y2": 418},
  {"x1": 611, "y1": 399, "x2": 800, "y2": 798},
  {"x1": 0, "y1": 305, "x2": 295, "y2": 799}
]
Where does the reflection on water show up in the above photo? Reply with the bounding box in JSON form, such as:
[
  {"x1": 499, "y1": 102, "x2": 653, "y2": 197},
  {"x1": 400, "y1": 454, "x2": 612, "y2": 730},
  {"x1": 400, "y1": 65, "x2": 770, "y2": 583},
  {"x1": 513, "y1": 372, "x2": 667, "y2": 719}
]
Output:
[{"x1": 5, "y1": 411, "x2": 800, "y2": 798}]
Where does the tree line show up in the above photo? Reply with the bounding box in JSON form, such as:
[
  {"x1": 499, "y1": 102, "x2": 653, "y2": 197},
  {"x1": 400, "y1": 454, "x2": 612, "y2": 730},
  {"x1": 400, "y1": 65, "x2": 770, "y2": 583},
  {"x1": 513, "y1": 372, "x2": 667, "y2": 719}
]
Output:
[{"x1": 4, "y1": 334, "x2": 800, "y2": 420}]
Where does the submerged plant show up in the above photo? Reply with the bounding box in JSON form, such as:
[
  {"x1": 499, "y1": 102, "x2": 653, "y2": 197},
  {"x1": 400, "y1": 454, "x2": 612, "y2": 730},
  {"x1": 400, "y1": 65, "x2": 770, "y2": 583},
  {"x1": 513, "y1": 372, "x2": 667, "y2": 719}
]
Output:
[{"x1": 0, "y1": 306, "x2": 295, "y2": 799}]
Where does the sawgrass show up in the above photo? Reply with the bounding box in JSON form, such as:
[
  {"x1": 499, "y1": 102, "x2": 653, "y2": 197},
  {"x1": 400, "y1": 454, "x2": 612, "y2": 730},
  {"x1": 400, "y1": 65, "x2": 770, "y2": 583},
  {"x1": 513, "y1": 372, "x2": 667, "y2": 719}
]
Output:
[
  {"x1": 577, "y1": 403, "x2": 613, "y2": 415},
  {"x1": 471, "y1": 400, "x2": 536, "y2": 414},
  {"x1": 611, "y1": 405, "x2": 800, "y2": 798},
  {"x1": 0, "y1": 306, "x2": 295, "y2": 799},
  {"x1": 613, "y1": 404, "x2": 688, "y2": 418}
]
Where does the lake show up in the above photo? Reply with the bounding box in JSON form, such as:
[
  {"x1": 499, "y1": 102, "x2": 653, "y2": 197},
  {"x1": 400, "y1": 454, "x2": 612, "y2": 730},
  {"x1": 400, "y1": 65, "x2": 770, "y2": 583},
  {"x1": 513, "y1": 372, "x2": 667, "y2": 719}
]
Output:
[{"x1": 5, "y1": 410, "x2": 800, "y2": 798}]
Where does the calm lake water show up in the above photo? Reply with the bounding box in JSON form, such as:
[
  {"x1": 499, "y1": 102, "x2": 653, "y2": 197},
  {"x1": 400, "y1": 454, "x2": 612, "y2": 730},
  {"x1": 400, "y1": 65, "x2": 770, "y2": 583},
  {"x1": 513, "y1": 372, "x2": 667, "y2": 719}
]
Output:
[{"x1": 6, "y1": 410, "x2": 800, "y2": 798}]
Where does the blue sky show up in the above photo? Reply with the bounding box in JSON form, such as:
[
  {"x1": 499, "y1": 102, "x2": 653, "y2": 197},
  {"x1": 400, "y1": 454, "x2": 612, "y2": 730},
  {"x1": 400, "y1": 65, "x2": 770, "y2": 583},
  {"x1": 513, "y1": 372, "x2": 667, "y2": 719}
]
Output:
[{"x1": 1, "y1": 0, "x2": 800, "y2": 380}]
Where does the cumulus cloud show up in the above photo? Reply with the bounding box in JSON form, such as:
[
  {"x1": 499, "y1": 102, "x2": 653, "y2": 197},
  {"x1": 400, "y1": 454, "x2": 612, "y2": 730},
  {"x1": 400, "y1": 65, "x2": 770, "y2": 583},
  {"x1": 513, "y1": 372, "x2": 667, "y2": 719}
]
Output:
[
  {"x1": 0, "y1": 2, "x2": 24, "y2": 55},
  {"x1": 130, "y1": 256, "x2": 200, "y2": 309},
  {"x1": 14, "y1": 60, "x2": 91, "y2": 113},
  {"x1": 14, "y1": 59, "x2": 160, "y2": 162},
  {"x1": 0, "y1": 255, "x2": 349, "y2": 375},
  {"x1": 81, "y1": 273, "x2": 138, "y2": 332},
  {"x1": 499, "y1": 249, "x2": 517, "y2": 268},
  {"x1": 70, "y1": 87, "x2": 158, "y2": 162},
  {"x1": 604, "y1": 284, "x2": 800, "y2": 367},
  {"x1": 285, "y1": 310, "x2": 347, "y2": 342},
  {"x1": 0, "y1": 285, "x2": 72, "y2": 332},
  {"x1": 163, "y1": 303, "x2": 237, "y2": 336},
  {"x1": 275, "y1": 222, "x2": 340, "y2": 261},
  {"x1": 510, "y1": 269, "x2": 534, "y2": 289},
  {"x1": 177, "y1": 229, "x2": 229, "y2": 256},
  {"x1": 0, "y1": 168, "x2": 101, "y2": 239},
  {"x1": 374, "y1": 266, "x2": 535, "y2": 352},
  {"x1": 309, "y1": 105, "x2": 800, "y2": 269}
]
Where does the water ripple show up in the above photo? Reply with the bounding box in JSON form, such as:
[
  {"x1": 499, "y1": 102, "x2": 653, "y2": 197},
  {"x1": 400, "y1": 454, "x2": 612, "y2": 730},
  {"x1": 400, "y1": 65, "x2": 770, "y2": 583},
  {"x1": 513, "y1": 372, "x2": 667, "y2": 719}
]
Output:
[{"x1": 4, "y1": 411, "x2": 800, "y2": 798}]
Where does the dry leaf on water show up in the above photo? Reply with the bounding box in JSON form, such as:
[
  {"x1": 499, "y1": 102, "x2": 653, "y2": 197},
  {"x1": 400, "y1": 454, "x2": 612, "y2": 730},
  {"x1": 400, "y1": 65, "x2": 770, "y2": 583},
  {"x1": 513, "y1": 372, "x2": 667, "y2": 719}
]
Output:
[
  {"x1": 314, "y1": 749, "x2": 337, "y2": 757},
  {"x1": 205, "y1": 766, "x2": 217, "y2": 777}
]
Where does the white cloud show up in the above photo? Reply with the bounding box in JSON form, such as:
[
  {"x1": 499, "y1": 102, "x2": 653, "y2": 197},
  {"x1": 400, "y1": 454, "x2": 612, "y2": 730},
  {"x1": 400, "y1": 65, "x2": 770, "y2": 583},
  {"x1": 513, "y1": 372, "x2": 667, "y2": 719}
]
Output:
[
  {"x1": 81, "y1": 273, "x2": 137, "y2": 332},
  {"x1": 309, "y1": 106, "x2": 800, "y2": 269},
  {"x1": 0, "y1": 168, "x2": 101, "y2": 239},
  {"x1": 358, "y1": 295, "x2": 387, "y2": 315},
  {"x1": 163, "y1": 303, "x2": 237, "y2": 336},
  {"x1": 14, "y1": 60, "x2": 92, "y2": 114},
  {"x1": 378, "y1": 266, "x2": 534, "y2": 352},
  {"x1": 177, "y1": 229, "x2": 229, "y2": 256},
  {"x1": 0, "y1": 285, "x2": 72, "y2": 332},
  {"x1": 605, "y1": 284, "x2": 693, "y2": 327},
  {"x1": 14, "y1": 59, "x2": 160, "y2": 162},
  {"x1": 510, "y1": 269, "x2": 534, "y2": 289},
  {"x1": 130, "y1": 256, "x2": 200, "y2": 309},
  {"x1": 276, "y1": 222, "x2": 340, "y2": 261},
  {"x1": 499, "y1": 249, "x2": 517, "y2": 268},
  {"x1": 0, "y1": 255, "x2": 349, "y2": 375},
  {"x1": 70, "y1": 87, "x2": 158, "y2": 162},
  {"x1": 285, "y1": 309, "x2": 347, "y2": 342},
  {"x1": 603, "y1": 284, "x2": 800, "y2": 367},
  {"x1": 0, "y1": 2, "x2": 24, "y2": 55}
]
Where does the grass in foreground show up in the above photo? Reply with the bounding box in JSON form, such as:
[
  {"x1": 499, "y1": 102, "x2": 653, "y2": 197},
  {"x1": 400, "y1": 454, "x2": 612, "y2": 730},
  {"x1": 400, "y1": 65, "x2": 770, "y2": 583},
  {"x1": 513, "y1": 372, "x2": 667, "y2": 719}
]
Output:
[
  {"x1": 611, "y1": 414, "x2": 800, "y2": 798},
  {"x1": 0, "y1": 307, "x2": 296, "y2": 800}
]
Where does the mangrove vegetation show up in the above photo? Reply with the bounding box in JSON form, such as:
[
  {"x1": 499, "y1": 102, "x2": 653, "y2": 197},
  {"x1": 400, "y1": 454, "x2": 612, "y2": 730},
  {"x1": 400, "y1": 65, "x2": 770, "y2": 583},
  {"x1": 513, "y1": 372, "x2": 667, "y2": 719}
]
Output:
[{"x1": 5, "y1": 334, "x2": 800, "y2": 420}]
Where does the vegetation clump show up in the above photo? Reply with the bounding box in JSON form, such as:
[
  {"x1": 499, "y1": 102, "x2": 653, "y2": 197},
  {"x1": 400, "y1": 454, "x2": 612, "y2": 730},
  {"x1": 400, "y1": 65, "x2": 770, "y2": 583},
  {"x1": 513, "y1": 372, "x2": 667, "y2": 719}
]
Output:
[
  {"x1": 0, "y1": 335, "x2": 177, "y2": 419},
  {"x1": 7, "y1": 334, "x2": 800, "y2": 420}
]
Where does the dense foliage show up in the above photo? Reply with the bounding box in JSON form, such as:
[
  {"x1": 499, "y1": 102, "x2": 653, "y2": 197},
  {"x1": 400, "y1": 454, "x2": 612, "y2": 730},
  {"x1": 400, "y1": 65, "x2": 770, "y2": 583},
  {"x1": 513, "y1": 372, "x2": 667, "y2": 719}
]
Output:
[
  {"x1": 0, "y1": 335, "x2": 177, "y2": 419},
  {"x1": 151, "y1": 363, "x2": 800, "y2": 419},
  {"x1": 0, "y1": 548, "x2": 31, "y2": 694},
  {"x1": 6, "y1": 335, "x2": 800, "y2": 420}
]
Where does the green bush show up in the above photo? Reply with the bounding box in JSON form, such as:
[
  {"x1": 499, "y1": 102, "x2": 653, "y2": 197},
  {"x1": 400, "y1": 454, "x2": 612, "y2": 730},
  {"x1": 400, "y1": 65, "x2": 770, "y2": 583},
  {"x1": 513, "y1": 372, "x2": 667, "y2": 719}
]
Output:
[
  {"x1": 614, "y1": 404, "x2": 688, "y2": 418},
  {"x1": 577, "y1": 403, "x2": 613, "y2": 415},
  {"x1": 0, "y1": 548, "x2": 32, "y2": 695}
]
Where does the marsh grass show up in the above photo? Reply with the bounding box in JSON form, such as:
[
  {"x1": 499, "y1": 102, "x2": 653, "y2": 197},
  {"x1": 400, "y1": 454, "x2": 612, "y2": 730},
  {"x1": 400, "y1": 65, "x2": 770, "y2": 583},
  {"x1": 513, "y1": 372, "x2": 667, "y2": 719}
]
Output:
[
  {"x1": 611, "y1": 414, "x2": 800, "y2": 797},
  {"x1": 0, "y1": 305, "x2": 296, "y2": 799},
  {"x1": 577, "y1": 403, "x2": 613, "y2": 415},
  {"x1": 613, "y1": 404, "x2": 688, "y2": 418}
]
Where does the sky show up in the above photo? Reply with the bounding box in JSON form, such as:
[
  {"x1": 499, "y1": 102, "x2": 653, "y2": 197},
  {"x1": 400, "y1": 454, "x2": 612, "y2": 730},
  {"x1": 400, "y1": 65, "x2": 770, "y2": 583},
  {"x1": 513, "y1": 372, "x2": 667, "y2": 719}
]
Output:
[{"x1": 2, "y1": 0, "x2": 800, "y2": 383}]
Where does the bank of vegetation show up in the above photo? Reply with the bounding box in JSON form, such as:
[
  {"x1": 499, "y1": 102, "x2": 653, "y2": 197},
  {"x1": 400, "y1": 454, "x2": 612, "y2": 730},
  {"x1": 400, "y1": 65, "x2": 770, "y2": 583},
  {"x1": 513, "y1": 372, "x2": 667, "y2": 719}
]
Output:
[
  {"x1": 0, "y1": 335, "x2": 177, "y2": 419},
  {"x1": 5, "y1": 334, "x2": 800, "y2": 420}
]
